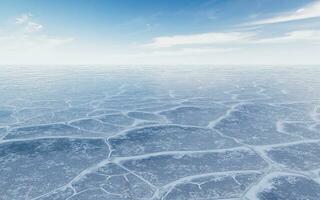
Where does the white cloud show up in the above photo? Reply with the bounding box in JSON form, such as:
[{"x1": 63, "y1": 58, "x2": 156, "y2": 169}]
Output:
[
  {"x1": 142, "y1": 28, "x2": 320, "y2": 53},
  {"x1": 25, "y1": 21, "x2": 43, "y2": 33},
  {"x1": 256, "y1": 30, "x2": 320, "y2": 44},
  {"x1": 144, "y1": 32, "x2": 255, "y2": 48},
  {"x1": 15, "y1": 13, "x2": 32, "y2": 24},
  {"x1": 15, "y1": 13, "x2": 44, "y2": 33},
  {"x1": 248, "y1": 0, "x2": 320, "y2": 25},
  {"x1": 0, "y1": 13, "x2": 74, "y2": 64}
]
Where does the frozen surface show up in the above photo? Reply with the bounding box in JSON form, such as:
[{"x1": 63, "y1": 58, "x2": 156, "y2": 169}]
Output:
[
  {"x1": 266, "y1": 142, "x2": 320, "y2": 171},
  {"x1": 0, "y1": 138, "x2": 109, "y2": 200},
  {"x1": 109, "y1": 125, "x2": 239, "y2": 157},
  {"x1": 1, "y1": 65, "x2": 320, "y2": 200},
  {"x1": 246, "y1": 173, "x2": 320, "y2": 200}
]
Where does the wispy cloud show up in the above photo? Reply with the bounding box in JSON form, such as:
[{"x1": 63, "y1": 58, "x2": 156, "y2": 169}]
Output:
[
  {"x1": 143, "y1": 28, "x2": 320, "y2": 51},
  {"x1": 144, "y1": 32, "x2": 255, "y2": 48},
  {"x1": 15, "y1": 13, "x2": 43, "y2": 33},
  {"x1": 0, "y1": 13, "x2": 74, "y2": 52},
  {"x1": 15, "y1": 13, "x2": 32, "y2": 24},
  {"x1": 256, "y1": 30, "x2": 320, "y2": 43},
  {"x1": 25, "y1": 21, "x2": 43, "y2": 33},
  {"x1": 247, "y1": 0, "x2": 320, "y2": 25}
]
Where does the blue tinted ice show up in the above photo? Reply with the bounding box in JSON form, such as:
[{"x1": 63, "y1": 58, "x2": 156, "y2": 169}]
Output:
[{"x1": 0, "y1": 66, "x2": 320, "y2": 200}]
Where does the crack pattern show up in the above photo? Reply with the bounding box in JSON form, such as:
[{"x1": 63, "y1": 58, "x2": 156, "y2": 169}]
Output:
[{"x1": 1, "y1": 66, "x2": 320, "y2": 200}]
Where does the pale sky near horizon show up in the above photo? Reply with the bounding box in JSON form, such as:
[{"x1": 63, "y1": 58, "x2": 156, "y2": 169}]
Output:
[{"x1": 0, "y1": 0, "x2": 320, "y2": 65}]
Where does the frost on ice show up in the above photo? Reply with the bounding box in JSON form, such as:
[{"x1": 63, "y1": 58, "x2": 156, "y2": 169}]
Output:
[{"x1": 0, "y1": 66, "x2": 320, "y2": 199}]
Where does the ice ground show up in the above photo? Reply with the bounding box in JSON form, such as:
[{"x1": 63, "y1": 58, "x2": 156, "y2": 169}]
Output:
[{"x1": 1, "y1": 65, "x2": 320, "y2": 200}]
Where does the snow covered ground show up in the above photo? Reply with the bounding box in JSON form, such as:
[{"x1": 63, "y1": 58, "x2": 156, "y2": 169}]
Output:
[{"x1": 1, "y1": 65, "x2": 320, "y2": 200}]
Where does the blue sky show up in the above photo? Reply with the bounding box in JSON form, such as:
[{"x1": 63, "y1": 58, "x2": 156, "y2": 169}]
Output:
[{"x1": 0, "y1": 0, "x2": 320, "y2": 65}]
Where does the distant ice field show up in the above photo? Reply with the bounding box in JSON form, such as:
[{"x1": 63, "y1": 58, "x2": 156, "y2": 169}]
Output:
[{"x1": 0, "y1": 65, "x2": 320, "y2": 200}]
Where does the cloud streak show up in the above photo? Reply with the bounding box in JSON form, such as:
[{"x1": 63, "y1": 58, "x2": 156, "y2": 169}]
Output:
[
  {"x1": 144, "y1": 32, "x2": 255, "y2": 48},
  {"x1": 144, "y1": 28, "x2": 320, "y2": 50},
  {"x1": 247, "y1": 0, "x2": 320, "y2": 25},
  {"x1": 256, "y1": 30, "x2": 320, "y2": 43}
]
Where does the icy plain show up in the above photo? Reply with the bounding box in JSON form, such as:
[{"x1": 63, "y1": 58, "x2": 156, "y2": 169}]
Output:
[{"x1": 0, "y1": 66, "x2": 320, "y2": 200}]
